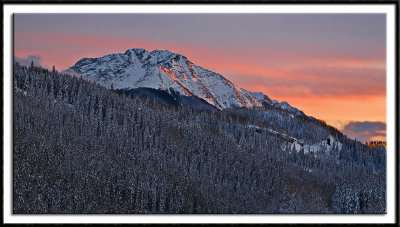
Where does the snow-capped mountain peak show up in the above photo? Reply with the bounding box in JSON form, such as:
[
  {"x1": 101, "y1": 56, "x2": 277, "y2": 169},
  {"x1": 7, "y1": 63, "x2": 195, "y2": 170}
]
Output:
[{"x1": 66, "y1": 48, "x2": 307, "y2": 116}]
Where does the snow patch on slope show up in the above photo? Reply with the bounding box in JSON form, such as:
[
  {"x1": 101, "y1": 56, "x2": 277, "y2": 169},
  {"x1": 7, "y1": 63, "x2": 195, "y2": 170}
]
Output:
[{"x1": 247, "y1": 125, "x2": 342, "y2": 156}]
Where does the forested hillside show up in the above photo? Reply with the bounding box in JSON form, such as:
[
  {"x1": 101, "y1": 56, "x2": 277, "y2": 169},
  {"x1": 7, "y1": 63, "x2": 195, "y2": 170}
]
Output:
[{"x1": 13, "y1": 63, "x2": 386, "y2": 214}]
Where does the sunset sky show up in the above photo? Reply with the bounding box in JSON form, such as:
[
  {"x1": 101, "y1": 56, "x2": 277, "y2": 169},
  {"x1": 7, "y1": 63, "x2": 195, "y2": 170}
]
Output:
[{"x1": 14, "y1": 13, "x2": 387, "y2": 142}]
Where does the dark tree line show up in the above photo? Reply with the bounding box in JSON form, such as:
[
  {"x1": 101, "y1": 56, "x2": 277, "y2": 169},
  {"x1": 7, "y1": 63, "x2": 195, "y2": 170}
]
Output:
[{"x1": 13, "y1": 63, "x2": 386, "y2": 214}]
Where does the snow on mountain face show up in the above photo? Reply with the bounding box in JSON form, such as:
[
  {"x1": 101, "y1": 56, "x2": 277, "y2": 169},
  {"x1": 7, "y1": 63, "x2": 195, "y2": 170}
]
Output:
[
  {"x1": 247, "y1": 91, "x2": 307, "y2": 117},
  {"x1": 67, "y1": 48, "x2": 304, "y2": 115}
]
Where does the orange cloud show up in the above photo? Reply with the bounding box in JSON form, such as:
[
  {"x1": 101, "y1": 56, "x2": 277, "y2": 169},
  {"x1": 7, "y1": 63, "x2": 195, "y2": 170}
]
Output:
[
  {"x1": 14, "y1": 31, "x2": 386, "y2": 75},
  {"x1": 282, "y1": 95, "x2": 386, "y2": 127},
  {"x1": 14, "y1": 31, "x2": 386, "y2": 131}
]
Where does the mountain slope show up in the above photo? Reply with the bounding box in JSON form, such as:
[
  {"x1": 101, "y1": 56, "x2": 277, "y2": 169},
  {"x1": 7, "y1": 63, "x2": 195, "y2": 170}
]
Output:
[
  {"x1": 14, "y1": 63, "x2": 386, "y2": 214},
  {"x1": 116, "y1": 87, "x2": 218, "y2": 112},
  {"x1": 66, "y1": 48, "x2": 304, "y2": 116}
]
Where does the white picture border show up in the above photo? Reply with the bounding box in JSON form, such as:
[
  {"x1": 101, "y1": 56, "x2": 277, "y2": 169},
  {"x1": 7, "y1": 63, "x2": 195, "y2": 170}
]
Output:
[{"x1": 3, "y1": 4, "x2": 397, "y2": 224}]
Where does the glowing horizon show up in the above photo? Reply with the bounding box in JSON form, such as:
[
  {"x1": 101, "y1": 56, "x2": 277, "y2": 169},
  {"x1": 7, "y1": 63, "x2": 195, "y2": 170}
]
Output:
[{"x1": 13, "y1": 13, "x2": 387, "y2": 142}]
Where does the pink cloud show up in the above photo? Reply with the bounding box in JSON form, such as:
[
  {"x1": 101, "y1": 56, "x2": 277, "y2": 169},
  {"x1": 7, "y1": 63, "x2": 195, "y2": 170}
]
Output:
[
  {"x1": 14, "y1": 31, "x2": 386, "y2": 127},
  {"x1": 14, "y1": 31, "x2": 386, "y2": 72},
  {"x1": 341, "y1": 121, "x2": 386, "y2": 142}
]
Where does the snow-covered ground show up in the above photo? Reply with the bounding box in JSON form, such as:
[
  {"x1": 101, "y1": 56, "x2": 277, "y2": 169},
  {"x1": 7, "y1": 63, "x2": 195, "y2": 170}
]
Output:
[
  {"x1": 247, "y1": 125, "x2": 342, "y2": 156},
  {"x1": 285, "y1": 135, "x2": 343, "y2": 155}
]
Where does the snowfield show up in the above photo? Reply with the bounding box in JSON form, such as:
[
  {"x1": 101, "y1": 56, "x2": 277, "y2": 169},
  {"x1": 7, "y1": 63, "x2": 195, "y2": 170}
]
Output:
[
  {"x1": 247, "y1": 125, "x2": 343, "y2": 155},
  {"x1": 66, "y1": 48, "x2": 306, "y2": 116}
]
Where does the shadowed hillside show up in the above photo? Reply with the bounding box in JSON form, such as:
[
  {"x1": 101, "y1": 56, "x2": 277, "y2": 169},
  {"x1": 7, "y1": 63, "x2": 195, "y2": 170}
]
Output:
[{"x1": 13, "y1": 63, "x2": 386, "y2": 214}]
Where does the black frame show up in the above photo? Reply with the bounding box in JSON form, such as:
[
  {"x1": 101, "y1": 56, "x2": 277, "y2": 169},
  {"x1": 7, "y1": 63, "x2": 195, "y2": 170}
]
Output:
[{"x1": 2, "y1": 0, "x2": 398, "y2": 225}]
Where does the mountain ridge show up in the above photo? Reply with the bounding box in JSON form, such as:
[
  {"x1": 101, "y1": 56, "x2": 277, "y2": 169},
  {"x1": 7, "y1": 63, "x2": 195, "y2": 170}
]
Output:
[
  {"x1": 66, "y1": 48, "x2": 307, "y2": 117},
  {"x1": 13, "y1": 62, "x2": 386, "y2": 214}
]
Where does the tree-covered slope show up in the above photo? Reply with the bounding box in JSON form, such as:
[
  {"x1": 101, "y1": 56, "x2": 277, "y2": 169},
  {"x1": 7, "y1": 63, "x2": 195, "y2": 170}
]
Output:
[{"x1": 13, "y1": 63, "x2": 386, "y2": 214}]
